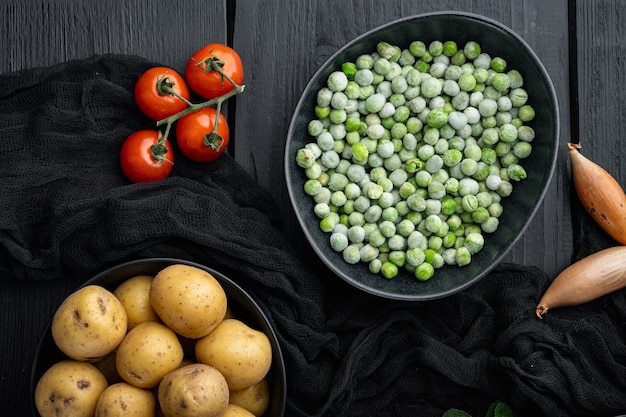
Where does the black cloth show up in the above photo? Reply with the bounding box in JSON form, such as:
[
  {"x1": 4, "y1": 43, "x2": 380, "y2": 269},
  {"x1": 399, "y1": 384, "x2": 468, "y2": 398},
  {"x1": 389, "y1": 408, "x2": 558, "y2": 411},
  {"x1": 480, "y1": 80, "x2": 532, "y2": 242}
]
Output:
[{"x1": 1, "y1": 55, "x2": 625, "y2": 417}]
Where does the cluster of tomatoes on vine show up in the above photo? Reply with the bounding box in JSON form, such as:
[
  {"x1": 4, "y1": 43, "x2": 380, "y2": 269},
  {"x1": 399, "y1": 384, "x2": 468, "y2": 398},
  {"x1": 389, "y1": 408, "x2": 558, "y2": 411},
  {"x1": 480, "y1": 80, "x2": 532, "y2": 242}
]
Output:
[{"x1": 120, "y1": 44, "x2": 244, "y2": 183}]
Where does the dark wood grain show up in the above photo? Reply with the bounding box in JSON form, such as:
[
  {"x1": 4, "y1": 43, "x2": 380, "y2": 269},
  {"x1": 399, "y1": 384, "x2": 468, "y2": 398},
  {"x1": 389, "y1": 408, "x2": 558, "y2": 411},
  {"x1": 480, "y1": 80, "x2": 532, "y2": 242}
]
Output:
[
  {"x1": 0, "y1": 0, "x2": 228, "y2": 74},
  {"x1": 232, "y1": 0, "x2": 573, "y2": 278},
  {"x1": 576, "y1": 0, "x2": 626, "y2": 183}
]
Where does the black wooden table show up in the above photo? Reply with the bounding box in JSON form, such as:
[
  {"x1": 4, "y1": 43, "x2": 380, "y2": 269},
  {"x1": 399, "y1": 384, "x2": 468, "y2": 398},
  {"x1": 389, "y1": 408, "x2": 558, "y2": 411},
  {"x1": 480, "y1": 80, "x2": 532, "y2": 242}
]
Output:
[{"x1": 1, "y1": 0, "x2": 625, "y2": 415}]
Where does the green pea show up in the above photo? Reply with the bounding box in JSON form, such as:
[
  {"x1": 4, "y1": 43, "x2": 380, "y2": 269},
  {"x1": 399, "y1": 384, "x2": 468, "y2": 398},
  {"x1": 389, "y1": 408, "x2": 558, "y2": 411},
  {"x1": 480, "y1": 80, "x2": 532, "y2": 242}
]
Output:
[{"x1": 415, "y1": 262, "x2": 434, "y2": 281}]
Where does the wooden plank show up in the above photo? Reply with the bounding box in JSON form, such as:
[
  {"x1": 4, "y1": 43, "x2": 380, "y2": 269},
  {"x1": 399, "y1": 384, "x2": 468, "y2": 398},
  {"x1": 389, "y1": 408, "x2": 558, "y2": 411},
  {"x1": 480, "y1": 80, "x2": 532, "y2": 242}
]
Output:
[
  {"x1": 232, "y1": 0, "x2": 572, "y2": 279},
  {"x1": 575, "y1": 0, "x2": 626, "y2": 186},
  {"x1": 0, "y1": 0, "x2": 228, "y2": 74}
]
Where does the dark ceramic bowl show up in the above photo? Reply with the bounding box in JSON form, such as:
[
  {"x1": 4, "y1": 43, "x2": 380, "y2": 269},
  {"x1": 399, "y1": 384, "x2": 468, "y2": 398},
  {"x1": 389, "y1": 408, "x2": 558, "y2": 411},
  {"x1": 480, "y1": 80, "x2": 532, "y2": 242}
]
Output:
[
  {"x1": 31, "y1": 258, "x2": 286, "y2": 417},
  {"x1": 285, "y1": 11, "x2": 559, "y2": 301}
]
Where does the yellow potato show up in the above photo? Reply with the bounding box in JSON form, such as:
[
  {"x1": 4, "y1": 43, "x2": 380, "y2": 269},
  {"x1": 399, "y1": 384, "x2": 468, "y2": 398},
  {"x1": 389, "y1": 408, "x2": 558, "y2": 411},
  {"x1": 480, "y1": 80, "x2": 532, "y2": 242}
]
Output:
[
  {"x1": 116, "y1": 321, "x2": 184, "y2": 389},
  {"x1": 95, "y1": 382, "x2": 155, "y2": 417},
  {"x1": 221, "y1": 404, "x2": 256, "y2": 417},
  {"x1": 149, "y1": 264, "x2": 227, "y2": 339},
  {"x1": 229, "y1": 378, "x2": 271, "y2": 417},
  {"x1": 195, "y1": 318, "x2": 272, "y2": 391},
  {"x1": 51, "y1": 285, "x2": 128, "y2": 361},
  {"x1": 34, "y1": 359, "x2": 108, "y2": 417},
  {"x1": 158, "y1": 363, "x2": 229, "y2": 417},
  {"x1": 114, "y1": 274, "x2": 160, "y2": 329}
]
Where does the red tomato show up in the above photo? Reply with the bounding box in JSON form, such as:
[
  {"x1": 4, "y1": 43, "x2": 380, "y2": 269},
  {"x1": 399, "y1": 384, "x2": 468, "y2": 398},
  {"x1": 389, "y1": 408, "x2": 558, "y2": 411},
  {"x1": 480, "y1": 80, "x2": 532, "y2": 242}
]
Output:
[
  {"x1": 134, "y1": 67, "x2": 190, "y2": 121},
  {"x1": 120, "y1": 130, "x2": 174, "y2": 182},
  {"x1": 175, "y1": 107, "x2": 229, "y2": 162},
  {"x1": 185, "y1": 44, "x2": 244, "y2": 100}
]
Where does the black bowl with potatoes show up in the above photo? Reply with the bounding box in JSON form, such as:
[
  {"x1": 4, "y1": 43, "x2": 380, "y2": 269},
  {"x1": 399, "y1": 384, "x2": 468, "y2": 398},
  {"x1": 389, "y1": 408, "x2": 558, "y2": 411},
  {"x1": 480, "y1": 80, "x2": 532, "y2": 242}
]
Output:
[{"x1": 30, "y1": 258, "x2": 286, "y2": 417}]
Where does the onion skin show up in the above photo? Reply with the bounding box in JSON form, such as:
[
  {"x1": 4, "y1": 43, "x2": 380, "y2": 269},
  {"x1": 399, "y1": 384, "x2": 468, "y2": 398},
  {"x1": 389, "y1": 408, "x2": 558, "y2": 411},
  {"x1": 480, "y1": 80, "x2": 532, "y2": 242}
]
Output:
[
  {"x1": 536, "y1": 246, "x2": 626, "y2": 318},
  {"x1": 568, "y1": 142, "x2": 626, "y2": 245}
]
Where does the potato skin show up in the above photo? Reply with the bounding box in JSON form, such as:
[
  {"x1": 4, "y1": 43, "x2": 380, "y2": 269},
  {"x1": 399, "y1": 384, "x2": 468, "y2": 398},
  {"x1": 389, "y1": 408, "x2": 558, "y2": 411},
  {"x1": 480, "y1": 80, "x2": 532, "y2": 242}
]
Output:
[
  {"x1": 229, "y1": 378, "x2": 271, "y2": 417},
  {"x1": 149, "y1": 264, "x2": 227, "y2": 339},
  {"x1": 95, "y1": 382, "x2": 155, "y2": 417},
  {"x1": 195, "y1": 319, "x2": 272, "y2": 391},
  {"x1": 158, "y1": 363, "x2": 229, "y2": 417},
  {"x1": 116, "y1": 321, "x2": 184, "y2": 389},
  {"x1": 221, "y1": 403, "x2": 256, "y2": 417},
  {"x1": 34, "y1": 360, "x2": 108, "y2": 417},
  {"x1": 51, "y1": 285, "x2": 128, "y2": 361},
  {"x1": 114, "y1": 274, "x2": 160, "y2": 329}
]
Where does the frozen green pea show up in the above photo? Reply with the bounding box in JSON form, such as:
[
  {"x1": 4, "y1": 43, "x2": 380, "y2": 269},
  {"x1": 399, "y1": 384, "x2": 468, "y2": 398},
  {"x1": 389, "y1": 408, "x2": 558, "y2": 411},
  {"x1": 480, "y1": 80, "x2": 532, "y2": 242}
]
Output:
[
  {"x1": 487, "y1": 202, "x2": 503, "y2": 217},
  {"x1": 424, "y1": 199, "x2": 441, "y2": 216},
  {"x1": 415, "y1": 262, "x2": 434, "y2": 281},
  {"x1": 428, "y1": 235, "x2": 443, "y2": 251},
  {"x1": 304, "y1": 161, "x2": 322, "y2": 180},
  {"x1": 485, "y1": 174, "x2": 502, "y2": 191},
  {"x1": 304, "y1": 179, "x2": 323, "y2": 196},
  {"x1": 518, "y1": 125, "x2": 535, "y2": 142},
  {"x1": 326, "y1": 173, "x2": 347, "y2": 192},
  {"x1": 513, "y1": 141, "x2": 532, "y2": 159},
  {"x1": 519, "y1": 105, "x2": 535, "y2": 121},
  {"x1": 425, "y1": 155, "x2": 444, "y2": 173},
  {"x1": 478, "y1": 98, "x2": 497, "y2": 117},
  {"x1": 296, "y1": 147, "x2": 316, "y2": 168},
  {"x1": 396, "y1": 218, "x2": 415, "y2": 237},
  {"x1": 313, "y1": 187, "x2": 331, "y2": 204},
  {"x1": 426, "y1": 181, "x2": 445, "y2": 200},
  {"x1": 423, "y1": 214, "x2": 443, "y2": 234},
  {"x1": 353, "y1": 195, "x2": 371, "y2": 213},
  {"x1": 509, "y1": 88, "x2": 528, "y2": 107},
  {"x1": 388, "y1": 235, "x2": 406, "y2": 252},
  {"x1": 365, "y1": 93, "x2": 386, "y2": 113},
  {"x1": 320, "y1": 213, "x2": 339, "y2": 232},
  {"x1": 330, "y1": 190, "x2": 347, "y2": 207},
  {"x1": 497, "y1": 180, "x2": 513, "y2": 197},
  {"x1": 381, "y1": 207, "x2": 399, "y2": 223},
  {"x1": 354, "y1": 68, "x2": 374, "y2": 86},
  {"x1": 460, "y1": 158, "x2": 478, "y2": 176},
  {"x1": 348, "y1": 211, "x2": 365, "y2": 227},
  {"x1": 499, "y1": 123, "x2": 518, "y2": 143},
  {"x1": 500, "y1": 152, "x2": 519, "y2": 167},
  {"x1": 330, "y1": 92, "x2": 348, "y2": 110},
  {"x1": 317, "y1": 87, "x2": 333, "y2": 107},
  {"x1": 414, "y1": 170, "x2": 432, "y2": 188},
  {"x1": 444, "y1": 177, "x2": 459, "y2": 194},
  {"x1": 380, "y1": 261, "x2": 398, "y2": 279},
  {"x1": 481, "y1": 217, "x2": 499, "y2": 233},
  {"x1": 351, "y1": 142, "x2": 369, "y2": 165},
  {"x1": 426, "y1": 108, "x2": 448, "y2": 128},
  {"x1": 364, "y1": 205, "x2": 382, "y2": 223},
  {"x1": 308, "y1": 119, "x2": 325, "y2": 137},
  {"x1": 328, "y1": 71, "x2": 349, "y2": 92},
  {"x1": 330, "y1": 232, "x2": 349, "y2": 252},
  {"x1": 507, "y1": 163, "x2": 527, "y2": 181},
  {"x1": 461, "y1": 194, "x2": 479, "y2": 212},
  {"x1": 442, "y1": 149, "x2": 463, "y2": 167},
  {"x1": 347, "y1": 225, "x2": 366, "y2": 243},
  {"x1": 471, "y1": 207, "x2": 490, "y2": 224},
  {"x1": 464, "y1": 232, "x2": 484, "y2": 254},
  {"x1": 343, "y1": 244, "x2": 361, "y2": 264},
  {"x1": 359, "y1": 244, "x2": 379, "y2": 262},
  {"x1": 376, "y1": 139, "x2": 395, "y2": 158},
  {"x1": 321, "y1": 150, "x2": 340, "y2": 169},
  {"x1": 421, "y1": 77, "x2": 443, "y2": 98},
  {"x1": 458, "y1": 73, "x2": 477, "y2": 92},
  {"x1": 458, "y1": 177, "x2": 479, "y2": 196},
  {"x1": 455, "y1": 246, "x2": 471, "y2": 266}
]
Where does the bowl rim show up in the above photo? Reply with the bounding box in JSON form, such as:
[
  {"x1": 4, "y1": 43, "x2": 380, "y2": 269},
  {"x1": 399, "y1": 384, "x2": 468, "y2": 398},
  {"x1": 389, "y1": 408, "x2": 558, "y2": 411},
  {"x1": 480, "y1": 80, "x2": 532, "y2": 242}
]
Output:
[
  {"x1": 30, "y1": 257, "x2": 287, "y2": 417},
  {"x1": 284, "y1": 11, "x2": 560, "y2": 301}
]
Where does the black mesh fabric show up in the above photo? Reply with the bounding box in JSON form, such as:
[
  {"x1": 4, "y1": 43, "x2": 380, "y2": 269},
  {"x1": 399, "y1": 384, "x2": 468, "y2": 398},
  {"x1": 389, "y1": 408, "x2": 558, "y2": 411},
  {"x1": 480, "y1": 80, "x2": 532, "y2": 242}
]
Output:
[{"x1": 1, "y1": 55, "x2": 625, "y2": 417}]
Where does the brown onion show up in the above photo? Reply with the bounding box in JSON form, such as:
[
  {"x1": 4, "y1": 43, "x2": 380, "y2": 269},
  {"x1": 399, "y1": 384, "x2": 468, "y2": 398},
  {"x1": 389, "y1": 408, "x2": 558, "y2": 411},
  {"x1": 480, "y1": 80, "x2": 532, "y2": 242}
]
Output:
[
  {"x1": 536, "y1": 246, "x2": 626, "y2": 318},
  {"x1": 568, "y1": 142, "x2": 626, "y2": 245}
]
